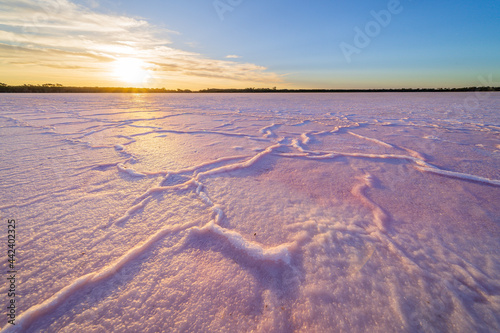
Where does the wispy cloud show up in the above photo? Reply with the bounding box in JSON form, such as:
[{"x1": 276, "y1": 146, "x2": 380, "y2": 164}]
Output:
[
  {"x1": 225, "y1": 55, "x2": 241, "y2": 59},
  {"x1": 0, "y1": 0, "x2": 282, "y2": 87}
]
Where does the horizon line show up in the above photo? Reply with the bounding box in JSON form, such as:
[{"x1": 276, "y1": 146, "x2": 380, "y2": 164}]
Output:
[{"x1": 1, "y1": 83, "x2": 500, "y2": 93}]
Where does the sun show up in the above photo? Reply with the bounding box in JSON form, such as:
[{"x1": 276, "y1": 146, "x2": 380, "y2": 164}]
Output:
[{"x1": 112, "y1": 58, "x2": 151, "y2": 85}]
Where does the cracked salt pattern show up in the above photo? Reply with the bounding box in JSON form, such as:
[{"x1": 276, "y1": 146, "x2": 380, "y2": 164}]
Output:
[{"x1": 1, "y1": 92, "x2": 499, "y2": 332}]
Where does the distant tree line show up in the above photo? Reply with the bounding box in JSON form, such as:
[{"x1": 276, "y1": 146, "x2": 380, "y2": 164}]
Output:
[
  {"x1": 0, "y1": 83, "x2": 192, "y2": 93},
  {"x1": 0, "y1": 83, "x2": 498, "y2": 93},
  {"x1": 199, "y1": 87, "x2": 500, "y2": 93}
]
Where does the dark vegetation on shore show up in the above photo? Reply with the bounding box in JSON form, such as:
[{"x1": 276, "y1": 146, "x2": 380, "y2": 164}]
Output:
[{"x1": 1, "y1": 83, "x2": 499, "y2": 93}]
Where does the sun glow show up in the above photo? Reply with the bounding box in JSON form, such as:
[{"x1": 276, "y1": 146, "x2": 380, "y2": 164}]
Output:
[{"x1": 112, "y1": 58, "x2": 151, "y2": 85}]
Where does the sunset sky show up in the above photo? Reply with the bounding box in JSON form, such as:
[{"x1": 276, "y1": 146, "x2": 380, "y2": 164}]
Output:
[{"x1": 1, "y1": 0, "x2": 499, "y2": 89}]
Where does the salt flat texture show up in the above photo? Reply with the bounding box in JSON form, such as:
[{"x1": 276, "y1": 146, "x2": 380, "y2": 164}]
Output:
[{"x1": 1, "y1": 92, "x2": 499, "y2": 332}]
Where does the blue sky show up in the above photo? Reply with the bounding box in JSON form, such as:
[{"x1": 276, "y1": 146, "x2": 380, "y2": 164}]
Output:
[{"x1": 1, "y1": 0, "x2": 499, "y2": 88}]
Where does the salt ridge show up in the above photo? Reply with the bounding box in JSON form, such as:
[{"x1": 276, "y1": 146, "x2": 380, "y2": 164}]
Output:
[
  {"x1": 1, "y1": 222, "x2": 199, "y2": 333},
  {"x1": 6, "y1": 142, "x2": 302, "y2": 331},
  {"x1": 348, "y1": 131, "x2": 394, "y2": 148}
]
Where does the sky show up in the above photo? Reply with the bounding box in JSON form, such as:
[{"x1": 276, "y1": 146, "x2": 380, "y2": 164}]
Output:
[{"x1": 0, "y1": 0, "x2": 499, "y2": 89}]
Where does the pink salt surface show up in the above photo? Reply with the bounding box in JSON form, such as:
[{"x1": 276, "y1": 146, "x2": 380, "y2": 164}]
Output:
[{"x1": 0, "y1": 92, "x2": 499, "y2": 332}]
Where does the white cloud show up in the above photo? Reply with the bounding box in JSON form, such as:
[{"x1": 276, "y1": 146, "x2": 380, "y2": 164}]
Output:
[
  {"x1": 0, "y1": 0, "x2": 282, "y2": 87},
  {"x1": 225, "y1": 55, "x2": 241, "y2": 59}
]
